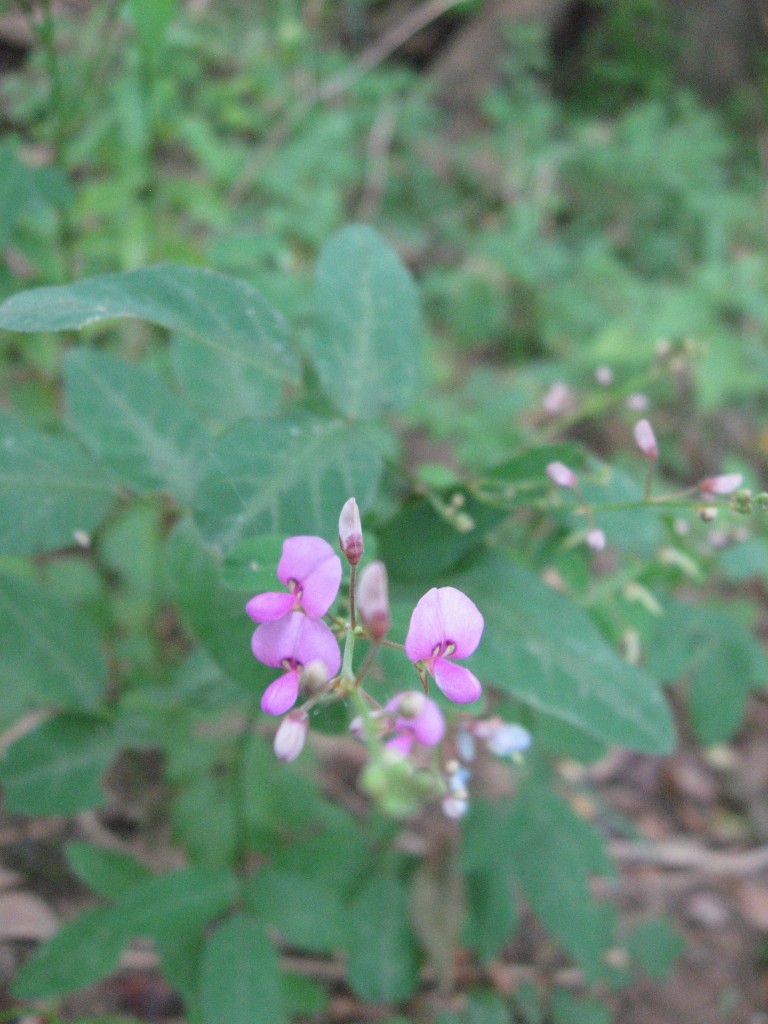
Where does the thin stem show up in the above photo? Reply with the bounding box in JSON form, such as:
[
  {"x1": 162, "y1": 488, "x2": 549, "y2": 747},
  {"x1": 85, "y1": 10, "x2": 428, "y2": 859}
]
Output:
[
  {"x1": 340, "y1": 623, "x2": 356, "y2": 682},
  {"x1": 349, "y1": 562, "x2": 357, "y2": 631},
  {"x1": 643, "y1": 461, "x2": 656, "y2": 501}
]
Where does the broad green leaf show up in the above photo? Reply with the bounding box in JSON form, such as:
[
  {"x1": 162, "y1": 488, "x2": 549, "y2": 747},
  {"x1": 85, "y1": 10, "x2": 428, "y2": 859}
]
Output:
[
  {"x1": 0, "y1": 412, "x2": 116, "y2": 555},
  {"x1": 193, "y1": 414, "x2": 383, "y2": 552},
  {"x1": 171, "y1": 333, "x2": 275, "y2": 425},
  {"x1": 0, "y1": 573, "x2": 108, "y2": 717},
  {"x1": 171, "y1": 774, "x2": 236, "y2": 866},
  {"x1": 1, "y1": 714, "x2": 119, "y2": 814},
  {"x1": 626, "y1": 917, "x2": 685, "y2": 980},
  {"x1": 0, "y1": 265, "x2": 299, "y2": 407},
  {"x1": 463, "y1": 866, "x2": 519, "y2": 965},
  {"x1": 200, "y1": 912, "x2": 285, "y2": 1024},
  {"x1": 64, "y1": 349, "x2": 209, "y2": 502},
  {"x1": 345, "y1": 874, "x2": 420, "y2": 1002},
  {"x1": 66, "y1": 842, "x2": 153, "y2": 901},
  {"x1": 12, "y1": 906, "x2": 126, "y2": 998},
  {"x1": 221, "y1": 535, "x2": 284, "y2": 591},
  {"x1": 115, "y1": 866, "x2": 238, "y2": 940},
  {"x1": 126, "y1": 0, "x2": 177, "y2": 57},
  {"x1": 311, "y1": 224, "x2": 422, "y2": 419},
  {"x1": 506, "y1": 784, "x2": 616, "y2": 980},
  {"x1": 646, "y1": 601, "x2": 768, "y2": 744},
  {"x1": 244, "y1": 867, "x2": 346, "y2": 954},
  {"x1": 456, "y1": 553, "x2": 676, "y2": 753},
  {"x1": 166, "y1": 518, "x2": 268, "y2": 687}
]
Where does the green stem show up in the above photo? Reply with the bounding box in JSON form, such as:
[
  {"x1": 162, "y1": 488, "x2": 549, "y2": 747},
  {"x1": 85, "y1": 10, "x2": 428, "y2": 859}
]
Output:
[
  {"x1": 231, "y1": 696, "x2": 261, "y2": 873},
  {"x1": 349, "y1": 561, "x2": 357, "y2": 631}
]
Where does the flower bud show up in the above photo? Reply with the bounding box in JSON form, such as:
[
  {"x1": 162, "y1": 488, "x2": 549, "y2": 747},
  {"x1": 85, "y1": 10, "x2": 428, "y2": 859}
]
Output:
[
  {"x1": 442, "y1": 794, "x2": 468, "y2": 819},
  {"x1": 595, "y1": 365, "x2": 613, "y2": 386},
  {"x1": 633, "y1": 419, "x2": 658, "y2": 461},
  {"x1": 587, "y1": 527, "x2": 606, "y2": 551},
  {"x1": 338, "y1": 497, "x2": 363, "y2": 565},
  {"x1": 698, "y1": 473, "x2": 743, "y2": 497},
  {"x1": 626, "y1": 393, "x2": 649, "y2": 412},
  {"x1": 357, "y1": 560, "x2": 390, "y2": 641},
  {"x1": 699, "y1": 506, "x2": 718, "y2": 523},
  {"x1": 299, "y1": 659, "x2": 329, "y2": 694},
  {"x1": 546, "y1": 461, "x2": 578, "y2": 489},
  {"x1": 273, "y1": 711, "x2": 308, "y2": 762}
]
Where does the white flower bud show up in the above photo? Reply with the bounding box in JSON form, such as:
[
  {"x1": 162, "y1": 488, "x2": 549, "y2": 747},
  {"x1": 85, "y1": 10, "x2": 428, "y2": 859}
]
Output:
[
  {"x1": 357, "y1": 561, "x2": 390, "y2": 641},
  {"x1": 698, "y1": 473, "x2": 743, "y2": 497},
  {"x1": 273, "y1": 711, "x2": 308, "y2": 762},
  {"x1": 338, "y1": 497, "x2": 363, "y2": 565},
  {"x1": 546, "y1": 461, "x2": 578, "y2": 489},
  {"x1": 633, "y1": 419, "x2": 658, "y2": 461},
  {"x1": 586, "y1": 527, "x2": 607, "y2": 551}
]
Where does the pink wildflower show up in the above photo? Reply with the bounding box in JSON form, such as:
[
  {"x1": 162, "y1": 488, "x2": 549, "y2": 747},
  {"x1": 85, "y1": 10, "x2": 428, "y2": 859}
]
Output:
[
  {"x1": 405, "y1": 587, "x2": 484, "y2": 704},
  {"x1": 634, "y1": 419, "x2": 658, "y2": 461},
  {"x1": 383, "y1": 691, "x2": 445, "y2": 755},
  {"x1": 273, "y1": 710, "x2": 308, "y2": 761},
  {"x1": 546, "y1": 461, "x2": 578, "y2": 489},
  {"x1": 245, "y1": 536, "x2": 342, "y2": 623},
  {"x1": 542, "y1": 381, "x2": 572, "y2": 415},
  {"x1": 251, "y1": 612, "x2": 341, "y2": 715},
  {"x1": 338, "y1": 497, "x2": 363, "y2": 565},
  {"x1": 626, "y1": 393, "x2": 649, "y2": 412},
  {"x1": 698, "y1": 473, "x2": 743, "y2": 497}
]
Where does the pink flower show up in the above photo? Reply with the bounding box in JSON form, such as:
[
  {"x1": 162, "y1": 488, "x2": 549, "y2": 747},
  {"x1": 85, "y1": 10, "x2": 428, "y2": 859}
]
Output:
[
  {"x1": 698, "y1": 473, "x2": 743, "y2": 496},
  {"x1": 383, "y1": 690, "x2": 445, "y2": 755},
  {"x1": 405, "y1": 587, "x2": 484, "y2": 704},
  {"x1": 634, "y1": 419, "x2": 658, "y2": 461},
  {"x1": 251, "y1": 612, "x2": 341, "y2": 715},
  {"x1": 273, "y1": 710, "x2": 308, "y2": 761},
  {"x1": 245, "y1": 536, "x2": 342, "y2": 623},
  {"x1": 546, "y1": 461, "x2": 578, "y2": 489}
]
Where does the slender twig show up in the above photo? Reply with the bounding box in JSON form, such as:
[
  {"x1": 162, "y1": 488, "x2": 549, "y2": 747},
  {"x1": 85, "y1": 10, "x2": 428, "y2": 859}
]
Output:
[{"x1": 610, "y1": 838, "x2": 768, "y2": 876}]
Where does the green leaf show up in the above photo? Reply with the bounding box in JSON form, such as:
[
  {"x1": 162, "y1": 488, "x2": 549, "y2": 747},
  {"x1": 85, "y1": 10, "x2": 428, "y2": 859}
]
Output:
[
  {"x1": 221, "y1": 535, "x2": 284, "y2": 591},
  {"x1": 626, "y1": 916, "x2": 685, "y2": 980},
  {"x1": 116, "y1": 866, "x2": 237, "y2": 938},
  {"x1": 0, "y1": 265, "x2": 299, "y2": 406},
  {"x1": 456, "y1": 553, "x2": 676, "y2": 754},
  {"x1": 192, "y1": 414, "x2": 383, "y2": 552},
  {"x1": 647, "y1": 601, "x2": 768, "y2": 744},
  {"x1": 345, "y1": 874, "x2": 420, "y2": 1003},
  {"x1": 505, "y1": 784, "x2": 616, "y2": 980},
  {"x1": 12, "y1": 906, "x2": 126, "y2": 998},
  {"x1": 0, "y1": 714, "x2": 119, "y2": 814},
  {"x1": 66, "y1": 842, "x2": 153, "y2": 900},
  {"x1": 171, "y1": 333, "x2": 277, "y2": 425},
  {"x1": 0, "y1": 573, "x2": 108, "y2": 717},
  {"x1": 166, "y1": 518, "x2": 267, "y2": 687},
  {"x1": 550, "y1": 990, "x2": 610, "y2": 1024},
  {"x1": 0, "y1": 412, "x2": 116, "y2": 555},
  {"x1": 311, "y1": 224, "x2": 422, "y2": 419},
  {"x1": 200, "y1": 912, "x2": 285, "y2": 1024},
  {"x1": 463, "y1": 866, "x2": 519, "y2": 965},
  {"x1": 64, "y1": 349, "x2": 209, "y2": 502},
  {"x1": 244, "y1": 867, "x2": 346, "y2": 954}
]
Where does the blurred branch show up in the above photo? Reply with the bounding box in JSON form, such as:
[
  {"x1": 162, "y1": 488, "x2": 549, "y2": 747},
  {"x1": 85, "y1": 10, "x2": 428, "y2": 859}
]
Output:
[
  {"x1": 318, "y1": 0, "x2": 469, "y2": 101},
  {"x1": 610, "y1": 838, "x2": 768, "y2": 876}
]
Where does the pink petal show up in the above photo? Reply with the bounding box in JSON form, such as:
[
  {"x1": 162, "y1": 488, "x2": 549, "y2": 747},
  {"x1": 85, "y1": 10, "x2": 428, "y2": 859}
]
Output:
[
  {"x1": 385, "y1": 691, "x2": 445, "y2": 746},
  {"x1": 300, "y1": 553, "x2": 342, "y2": 618},
  {"x1": 273, "y1": 711, "x2": 308, "y2": 760},
  {"x1": 434, "y1": 587, "x2": 484, "y2": 659},
  {"x1": 261, "y1": 669, "x2": 300, "y2": 715},
  {"x1": 293, "y1": 616, "x2": 341, "y2": 677},
  {"x1": 432, "y1": 657, "x2": 482, "y2": 704},
  {"x1": 245, "y1": 591, "x2": 296, "y2": 623},
  {"x1": 251, "y1": 612, "x2": 305, "y2": 667},
  {"x1": 385, "y1": 732, "x2": 414, "y2": 756},
  {"x1": 406, "y1": 587, "x2": 484, "y2": 662},
  {"x1": 405, "y1": 588, "x2": 445, "y2": 662},
  {"x1": 277, "y1": 536, "x2": 341, "y2": 617}
]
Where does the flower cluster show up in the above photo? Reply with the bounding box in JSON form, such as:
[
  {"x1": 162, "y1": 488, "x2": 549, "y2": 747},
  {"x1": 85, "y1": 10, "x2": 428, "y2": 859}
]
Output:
[{"x1": 245, "y1": 498, "x2": 531, "y2": 818}]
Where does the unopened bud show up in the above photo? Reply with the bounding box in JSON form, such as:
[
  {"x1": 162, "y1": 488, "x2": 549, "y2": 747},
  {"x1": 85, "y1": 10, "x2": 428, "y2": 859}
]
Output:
[
  {"x1": 300, "y1": 659, "x2": 329, "y2": 694},
  {"x1": 586, "y1": 527, "x2": 606, "y2": 551},
  {"x1": 357, "y1": 560, "x2": 390, "y2": 641},
  {"x1": 546, "y1": 461, "x2": 578, "y2": 489},
  {"x1": 634, "y1": 419, "x2": 658, "y2": 461},
  {"x1": 626, "y1": 393, "x2": 649, "y2": 412},
  {"x1": 595, "y1": 365, "x2": 613, "y2": 386},
  {"x1": 442, "y1": 795, "x2": 468, "y2": 819},
  {"x1": 698, "y1": 473, "x2": 743, "y2": 497},
  {"x1": 397, "y1": 692, "x2": 424, "y2": 719},
  {"x1": 699, "y1": 506, "x2": 718, "y2": 523},
  {"x1": 542, "y1": 381, "x2": 572, "y2": 415},
  {"x1": 339, "y1": 497, "x2": 363, "y2": 565},
  {"x1": 731, "y1": 489, "x2": 753, "y2": 514},
  {"x1": 273, "y1": 711, "x2": 308, "y2": 762}
]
